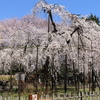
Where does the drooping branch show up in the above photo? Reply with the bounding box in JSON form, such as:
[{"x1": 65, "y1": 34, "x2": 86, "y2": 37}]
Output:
[
  {"x1": 47, "y1": 10, "x2": 57, "y2": 33},
  {"x1": 70, "y1": 25, "x2": 83, "y2": 37}
]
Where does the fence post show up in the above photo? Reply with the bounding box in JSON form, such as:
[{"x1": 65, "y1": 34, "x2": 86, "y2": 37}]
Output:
[
  {"x1": 78, "y1": 92, "x2": 82, "y2": 100},
  {"x1": 4, "y1": 97, "x2": 6, "y2": 100},
  {"x1": 64, "y1": 93, "x2": 67, "y2": 99},
  {"x1": 46, "y1": 94, "x2": 49, "y2": 99},
  {"x1": 73, "y1": 93, "x2": 76, "y2": 100},
  {"x1": 0, "y1": 96, "x2": 2, "y2": 100},
  {"x1": 52, "y1": 94, "x2": 54, "y2": 100},
  {"x1": 92, "y1": 91, "x2": 95, "y2": 100},
  {"x1": 97, "y1": 92, "x2": 100, "y2": 100},
  {"x1": 80, "y1": 92, "x2": 83, "y2": 100},
  {"x1": 85, "y1": 92, "x2": 88, "y2": 100},
  {"x1": 40, "y1": 95, "x2": 43, "y2": 99},
  {"x1": 57, "y1": 94, "x2": 60, "y2": 100},
  {"x1": 89, "y1": 91, "x2": 92, "y2": 100},
  {"x1": 82, "y1": 92, "x2": 85, "y2": 100},
  {"x1": 68, "y1": 93, "x2": 71, "y2": 100}
]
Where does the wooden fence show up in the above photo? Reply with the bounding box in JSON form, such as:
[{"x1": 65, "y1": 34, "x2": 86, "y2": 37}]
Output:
[
  {"x1": 0, "y1": 96, "x2": 28, "y2": 100},
  {"x1": 40, "y1": 92, "x2": 100, "y2": 100},
  {"x1": 0, "y1": 91, "x2": 100, "y2": 100}
]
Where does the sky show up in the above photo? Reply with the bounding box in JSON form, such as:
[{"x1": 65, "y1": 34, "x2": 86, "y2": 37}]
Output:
[{"x1": 0, "y1": 0, "x2": 100, "y2": 20}]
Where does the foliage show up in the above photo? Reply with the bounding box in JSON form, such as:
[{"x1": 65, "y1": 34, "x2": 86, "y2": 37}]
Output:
[
  {"x1": 0, "y1": 0, "x2": 99, "y2": 76},
  {"x1": 87, "y1": 13, "x2": 100, "y2": 25}
]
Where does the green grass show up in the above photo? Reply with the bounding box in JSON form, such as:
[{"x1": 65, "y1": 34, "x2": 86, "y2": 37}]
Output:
[{"x1": 0, "y1": 83, "x2": 100, "y2": 99}]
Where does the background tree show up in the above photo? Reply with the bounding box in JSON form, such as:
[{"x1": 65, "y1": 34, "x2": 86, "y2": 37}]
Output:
[{"x1": 87, "y1": 13, "x2": 100, "y2": 25}]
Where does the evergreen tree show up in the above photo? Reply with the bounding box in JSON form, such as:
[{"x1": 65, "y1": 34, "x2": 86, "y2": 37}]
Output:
[{"x1": 87, "y1": 13, "x2": 100, "y2": 25}]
